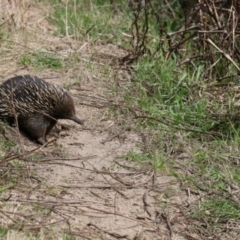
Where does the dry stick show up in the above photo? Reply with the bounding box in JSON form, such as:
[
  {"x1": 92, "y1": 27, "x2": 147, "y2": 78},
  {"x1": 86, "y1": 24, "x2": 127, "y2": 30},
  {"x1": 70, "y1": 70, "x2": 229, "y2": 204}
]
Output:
[
  {"x1": 130, "y1": 0, "x2": 148, "y2": 58},
  {"x1": 77, "y1": 42, "x2": 88, "y2": 52},
  {"x1": 47, "y1": 205, "x2": 77, "y2": 223},
  {"x1": 199, "y1": 0, "x2": 206, "y2": 52},
  {"x1": 206, "y1": 38, "x2": 240, "y2": 72},
  {"x1": 202, "y1": 54, "x2": 222, "y2": 76},
  {"x1": 222, "y1": 6, "x2": 234, "y2": 66},
  {"x1": 65, "y1": 0, "x2": 69, "y2": 38},
  {"x1": 7, "y1": 80, "x2": 24, "y2": 151},
  {"x1": 162, "y1": 210, "x2": 173, "y2": 239},
  {"x1": 134, "y1": 115, "x2": 216, "y2": 136},
  {"x1": 86, "y1": 206, "x2": 148, "y2": 225},
  {"x1": 35, "y1": 158, "x2": 143, "y2": 175},
  {"x1": 231, "y1": 5, "x2": 237, "y2": 50},
  {"x1": 211, "y1": 0, "x2": 222, "y2": 29},
  {"x1": 164, "y1": 0, "x2": 176, "y2": 18},
  {"x1": 0, "y1": 209, "x2": 18, "y2": 224},
  {"x1": 114, "y1": 191, "x2": 117, "y2": 220},
  {"x1": 167, "y1": 25, "x2": 198, "y2": 36},
  {"x1": 152, "y1": 168, "x2": 156, "y2": 186},
  {"x1": 143, "y1": 190, "x2": 151, "y2": 218},
  {"x1": 34, "y1": 156, "x2": 96, "y2": 163},
  {"x1": 59, "y1": 171, "x2": 156, "y2": 190},
  {"x1": 86, "y1": 160, "x2": 128, "y2": 199},
  {"x1": 60, "y1": 184, "x2": 144, "y2": 190},
  {"x1": 5, "y1": 80, "x2": 33, "y2": 179},
  {"x1": 0, "y1": 138, "x2": 56, "y2": 165},
  {"x1": 38, "y1": 162, "x2": 95, "y2": 172},
  {"x1": 78, "y1": 56, "x2": 106, "y2": 66},
  {"x1": 101, "y1": 129, "x2": 127, "y2": 144},
  {"x1": 78, "y1": 102, "x2": 107, "y2": 109},
  {"x1": 114, "y1": 160, "x2": 140, "y2": 171},
  {"x1": 198, "y1": 30, "x2": 228, "y2": 33},
  {"x1": 131, "y1": 171, "x2": 155, "y2": 188},
  {"x1": 164, "y1": 32, "x2": 197, "y2": 61},
  {"x1": 0, "y1": 14, "x2": 14, "y2": 27},
  {"x1": 12, "y1": 198, "x2": 113, "y2": 207},
  {"x1": 88, "y1": 223, "x2": 129, "y2": 239},
  {"x1": 24, "y1": 220, "x2": 65, "y2": 230},
  {"x1": 68, "y1": 231, "x2": 92, "y2": 240},
  {"x1": 23, "y1": 219, "x2": 63, "y2": 230},
  {"x1": 108, "y1": 173, "x2": 133, "y2": 186},
  {"x1": 109, "y1": 168, "x2": 154, "y2": 188}
]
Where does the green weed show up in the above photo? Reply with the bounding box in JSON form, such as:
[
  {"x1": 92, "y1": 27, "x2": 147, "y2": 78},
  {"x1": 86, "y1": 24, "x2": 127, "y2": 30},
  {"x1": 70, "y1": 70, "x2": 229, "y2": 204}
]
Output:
[
  {"x1": 63, "y1": 77, "x2": 81, "y2": 90},
  {"x1": 0, "y1": 30, "x2": 10, "y2": 42},
  {"x1": 0, "y1": 227, "x2": 8, "y2": 237},
  {"x1": 19, "y1": 50, "x2": 64, "y2": 69},
  {"x1": 194, "y1": 197, "x2": 240, "y2": 224},
  {"x1": 62, "y1": 233, "x2": 75, "y2": 240},
  {"x1": 126, "y1": 150, "x2": 166, "y2": 171}
]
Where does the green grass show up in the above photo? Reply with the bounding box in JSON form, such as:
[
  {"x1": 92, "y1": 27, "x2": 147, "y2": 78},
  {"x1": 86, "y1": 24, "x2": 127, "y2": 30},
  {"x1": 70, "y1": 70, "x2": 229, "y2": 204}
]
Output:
[
  {"x1": 19, "y1": 50, "x2": 64, "y2": 69},
  {"x1": 126, "y1": 55, "x2": 216, "y2": 133},
  {"x1": 47, "y1": 0, "x2": 132, "y2": 44},
  {"x1": 126, "y1": 150, "x2": 166, "y2": 171},
  {"x1": 0, "y1": 123, "x2": 15, "y2": 156},
  {"x1": 0, "y1": 227, "x2": 8, "y2": 237},
  {"x1": 63, "y1": 77, "x2": 81, "y2": 90},
  {"x1": 0, "y1": 30, "x2": 10, "y2": 43},
  {"x1": 193, "y1": 197, "x2": 240, "y2": 224}
]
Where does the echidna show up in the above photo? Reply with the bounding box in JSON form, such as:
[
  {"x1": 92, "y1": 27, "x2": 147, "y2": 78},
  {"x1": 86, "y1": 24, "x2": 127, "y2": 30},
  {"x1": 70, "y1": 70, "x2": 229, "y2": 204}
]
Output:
[{"x1": 0, "y1": 75, "x2": 83, "y2": 144}]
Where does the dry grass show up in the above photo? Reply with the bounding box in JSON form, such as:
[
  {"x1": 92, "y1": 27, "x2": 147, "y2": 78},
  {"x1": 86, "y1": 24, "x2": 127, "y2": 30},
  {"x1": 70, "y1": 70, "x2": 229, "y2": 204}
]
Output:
[{"x1": 0, "y1": 0, "x2": 28, "y2": 28}]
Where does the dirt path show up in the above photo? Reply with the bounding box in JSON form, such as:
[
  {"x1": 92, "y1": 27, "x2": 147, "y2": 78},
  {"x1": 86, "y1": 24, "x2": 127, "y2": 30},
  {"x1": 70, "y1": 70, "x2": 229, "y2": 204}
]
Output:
[{"x1": 2, "y1": 79, "x2": 178, "y2": 239}]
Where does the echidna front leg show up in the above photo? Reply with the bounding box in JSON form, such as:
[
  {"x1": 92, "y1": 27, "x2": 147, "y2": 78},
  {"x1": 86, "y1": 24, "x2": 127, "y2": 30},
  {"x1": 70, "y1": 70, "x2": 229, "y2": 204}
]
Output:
[
  {"x1": 18, "y1": 114, "x2": 50, "y2": 145},
  {"x1": 46, "y1": 119, "x2": 57, "y2": 136},
  {"x1": 36, "y1": 136, "x2": 47, "y2": 145}
]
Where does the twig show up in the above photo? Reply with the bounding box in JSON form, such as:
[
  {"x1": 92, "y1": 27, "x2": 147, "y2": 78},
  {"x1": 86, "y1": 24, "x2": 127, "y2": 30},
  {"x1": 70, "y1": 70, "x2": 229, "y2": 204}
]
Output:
[
  {"x1": 143, "y1": 190, "x2": 151, "y2": 217},
  {"x1": 88, "y1": 223, "x2": 129, "y2": 239},
  {"x1": 101, "y1": 129, "x2": 126, "y2": 144},
  {"x1": 206, "y1": 38, "x2": 240, "y2": 72}
]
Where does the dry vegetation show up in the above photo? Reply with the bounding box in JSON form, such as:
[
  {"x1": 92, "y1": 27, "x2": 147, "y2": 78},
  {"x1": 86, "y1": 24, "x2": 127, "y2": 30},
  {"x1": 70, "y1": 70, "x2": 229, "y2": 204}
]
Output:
[{"x1": 1, "y1": 1, "x2": 240, "y2": 240}]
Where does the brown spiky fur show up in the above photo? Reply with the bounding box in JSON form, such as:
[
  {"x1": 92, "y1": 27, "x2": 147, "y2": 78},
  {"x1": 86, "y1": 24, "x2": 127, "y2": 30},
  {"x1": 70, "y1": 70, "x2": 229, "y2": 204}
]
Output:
[{"x1": 0, "y1": 75, "x2": 83, "y2": 144}]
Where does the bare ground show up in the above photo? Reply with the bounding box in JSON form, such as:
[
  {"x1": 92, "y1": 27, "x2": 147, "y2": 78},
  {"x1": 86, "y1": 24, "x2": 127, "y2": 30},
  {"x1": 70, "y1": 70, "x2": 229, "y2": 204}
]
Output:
[{"x1": 0, "y1": 3, "x2": 198, "y2": 240}]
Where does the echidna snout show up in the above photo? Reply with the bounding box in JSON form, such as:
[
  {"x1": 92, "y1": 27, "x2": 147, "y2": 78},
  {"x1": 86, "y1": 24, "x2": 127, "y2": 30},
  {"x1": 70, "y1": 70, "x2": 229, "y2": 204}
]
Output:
[
  {"x1": 56, "y1": 91, "x2": 84, "y2": 125},
  {"x1": 69, "y1": 115, "x2": 84, "y2": 125}
]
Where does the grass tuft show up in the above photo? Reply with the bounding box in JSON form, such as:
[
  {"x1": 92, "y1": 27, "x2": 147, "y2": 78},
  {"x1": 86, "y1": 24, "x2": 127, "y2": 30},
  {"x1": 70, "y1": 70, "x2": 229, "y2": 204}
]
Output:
[
  {"x1": 19, "y1": 50, "x2": 64, "y2": 69},
  {"x1": 126, "y1": 150, "x2": 166, "y2": 171},
  {"x1": 194, "y1": 197, "x2": 240, "y2": 224}
]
